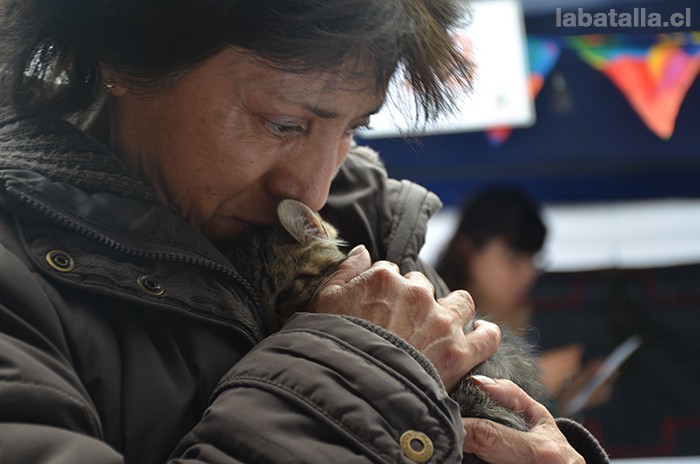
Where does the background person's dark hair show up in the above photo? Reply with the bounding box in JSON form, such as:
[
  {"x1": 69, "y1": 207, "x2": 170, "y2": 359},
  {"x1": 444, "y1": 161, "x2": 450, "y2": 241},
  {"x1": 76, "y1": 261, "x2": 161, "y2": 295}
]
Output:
[
  {"x1": 436, "y1": 186, "x2": 547, "y2": 291},
  {"x1": 0, "y1": 0, "x2": 473, "y2": 120}
]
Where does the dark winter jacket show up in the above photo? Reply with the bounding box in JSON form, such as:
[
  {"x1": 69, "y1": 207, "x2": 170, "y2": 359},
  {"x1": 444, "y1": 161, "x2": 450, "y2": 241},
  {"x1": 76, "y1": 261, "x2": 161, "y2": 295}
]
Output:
[{"x1": 0, "y1": 110, "x2": 608, "y2": 463}]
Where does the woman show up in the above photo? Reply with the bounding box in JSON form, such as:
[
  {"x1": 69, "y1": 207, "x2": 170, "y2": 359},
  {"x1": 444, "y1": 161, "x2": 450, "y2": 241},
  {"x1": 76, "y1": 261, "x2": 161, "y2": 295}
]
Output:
[
  {"x1": 436, "y1": 187, "x2": 548, "y2": 334},
  {"x1": 0, "y1": 1, "x2": 606, "y2": 462}
]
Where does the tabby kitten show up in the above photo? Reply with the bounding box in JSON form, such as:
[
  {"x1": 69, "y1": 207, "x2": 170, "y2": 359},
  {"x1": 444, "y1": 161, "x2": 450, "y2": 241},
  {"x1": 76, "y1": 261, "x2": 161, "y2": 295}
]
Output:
[{"x1": 228, "y1": 199, "x2": 547, "y2": 464}]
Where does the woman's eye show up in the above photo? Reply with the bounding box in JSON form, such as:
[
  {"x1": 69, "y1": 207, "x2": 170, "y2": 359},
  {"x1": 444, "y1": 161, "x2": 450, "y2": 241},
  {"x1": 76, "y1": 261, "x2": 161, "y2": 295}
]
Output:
[
  {"x1": 345, "y1": 122, "x2": 371, "y2": 136},
  {"x1": 263, "y1": 119, "x2": 306, "y2": 137}
]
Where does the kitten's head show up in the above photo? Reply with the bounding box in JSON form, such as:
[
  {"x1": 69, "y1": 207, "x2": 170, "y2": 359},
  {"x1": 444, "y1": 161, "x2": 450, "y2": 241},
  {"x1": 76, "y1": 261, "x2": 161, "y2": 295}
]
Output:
[
  {"x1": 231, "y1": 199, "x2": 347, "y2": 334},
  {"x1": 277, "y1": 199, "x2": 344, "y2": 252}
]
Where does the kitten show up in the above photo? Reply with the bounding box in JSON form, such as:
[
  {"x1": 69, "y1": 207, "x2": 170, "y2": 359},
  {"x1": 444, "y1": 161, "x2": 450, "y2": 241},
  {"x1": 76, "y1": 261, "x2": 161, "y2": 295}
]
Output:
[
  {"x1": 227, "y1": 199, "x2": 347, "y2": 335},
  {"x1": 228, "y1": 199, "x2": 547, "y2": 464}
]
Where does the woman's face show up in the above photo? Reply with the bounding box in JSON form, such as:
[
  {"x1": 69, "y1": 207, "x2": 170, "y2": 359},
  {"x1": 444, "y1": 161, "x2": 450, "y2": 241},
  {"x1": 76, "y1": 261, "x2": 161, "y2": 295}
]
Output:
[
  {"x1": 108, "y1": 49, "x2": 384, "y2": 242},
  {"x1": 467, "y1": 238, "x2": 538, "y2": 315}
]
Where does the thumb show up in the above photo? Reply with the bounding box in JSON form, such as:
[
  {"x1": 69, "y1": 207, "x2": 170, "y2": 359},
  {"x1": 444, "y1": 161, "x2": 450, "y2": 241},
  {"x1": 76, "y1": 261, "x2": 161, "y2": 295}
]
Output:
[{"x1": 325, "y1": 244, "x2": 371, "y2": 287}]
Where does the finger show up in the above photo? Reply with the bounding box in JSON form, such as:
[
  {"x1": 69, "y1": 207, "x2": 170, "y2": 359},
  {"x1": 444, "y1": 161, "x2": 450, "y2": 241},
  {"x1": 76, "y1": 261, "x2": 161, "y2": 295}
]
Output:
[
  {"x1": 568, "y1": 360, "x2": 605, "y2": 390},
  {"x1": 463, "y1": 416, "x2": 532, "y2": 464},
  {"x1": 372, "y1": 260, "x2": 401, "y2": 273},
  {"x1": 587, "y1": 379, "x2": 615, "y2": 408},
  {"x1": 404, "y1": 270, "x2": 431, "y2": 281},
  {"x1": 438, "y1": 321, "x2": 499, "y2": 390},
  {"x1": 404, "y1": 271, "x2": 436, "y2": 294},
  {"x1": 463, "y1": 410, "x2": 583, "y2": 464},
  {"x1": 463, "y1": 414, "x2": 570, "y2": 464},
  {"x1": 462, "y1": 377, "x2": 557, "y2": 464},
  {"x1": 323, "y1": 245, "x2": 371, "y2": 288},
  {"x1": 566, "y1": 343, "x2": 585, "y2": 359},
  {"x1": 469, "y1": 376, "x2": 550, "y2": 425},
  {"x1": 437, "y1": 289, "x2": 476, "y2": 323},
  {"x1": 581, "y1": 359, "x2": 605, "y2": 376},
  {"x1": 461, "y1": 320, "x2": 501, "y2": 366}
]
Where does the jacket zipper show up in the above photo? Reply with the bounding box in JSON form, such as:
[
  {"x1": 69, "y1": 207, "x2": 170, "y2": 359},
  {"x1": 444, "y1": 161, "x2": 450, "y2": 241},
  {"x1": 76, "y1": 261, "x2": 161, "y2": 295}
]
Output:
[{"x1": 10, "y1": 187, "x2": 264, "y2": 340}]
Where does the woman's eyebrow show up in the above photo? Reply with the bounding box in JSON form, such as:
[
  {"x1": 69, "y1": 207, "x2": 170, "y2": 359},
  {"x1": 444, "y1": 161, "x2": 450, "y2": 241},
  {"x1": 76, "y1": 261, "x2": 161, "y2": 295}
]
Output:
[
  {"x1": 300, "y1": 101, "x2": 384, "y2": 120},
  {"x1": 303, "y1": 104, "x2": 340, "y2": 119}
]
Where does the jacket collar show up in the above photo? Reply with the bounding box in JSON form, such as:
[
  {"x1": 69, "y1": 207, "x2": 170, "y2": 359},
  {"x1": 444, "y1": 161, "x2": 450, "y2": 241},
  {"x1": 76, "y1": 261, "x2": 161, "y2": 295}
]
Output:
[
  {"x1": 0, "y1": 110, "x2": 264, "y2": 341},
  {"x1": 0, "y1": 110, "x2": 159, "y2": 201},
  {"x1": 0, "y1": 110, "x2": 233, "y2": 262}
]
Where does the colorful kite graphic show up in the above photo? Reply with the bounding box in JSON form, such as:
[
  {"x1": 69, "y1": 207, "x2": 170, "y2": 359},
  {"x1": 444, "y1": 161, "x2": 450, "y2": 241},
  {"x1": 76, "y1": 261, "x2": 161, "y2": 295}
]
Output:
[
  {"x1": 486, "y1": 36, "x2": 561, "y2": 146},
  {"x1": 571, "y1": 33, "x2": 700, "y2": 139}
]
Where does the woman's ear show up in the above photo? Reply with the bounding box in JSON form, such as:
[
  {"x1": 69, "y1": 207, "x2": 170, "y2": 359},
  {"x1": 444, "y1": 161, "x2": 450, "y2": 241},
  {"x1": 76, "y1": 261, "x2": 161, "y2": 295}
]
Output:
[{"x1": 99, "y1": 65, "x2": 128, "y2": 97}]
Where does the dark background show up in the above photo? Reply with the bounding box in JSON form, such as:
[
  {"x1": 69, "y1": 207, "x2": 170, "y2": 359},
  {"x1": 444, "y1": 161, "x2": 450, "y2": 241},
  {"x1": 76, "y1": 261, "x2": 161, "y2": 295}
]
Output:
[{"x1": 357, "y1": 0, "x2": 700, "y2": 208}]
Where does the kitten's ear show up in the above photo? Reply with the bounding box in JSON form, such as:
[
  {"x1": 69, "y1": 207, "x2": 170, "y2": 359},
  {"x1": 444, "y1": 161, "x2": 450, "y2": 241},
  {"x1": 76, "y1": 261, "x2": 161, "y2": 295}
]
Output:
[{"x1": 277, "y1": 199, "x2": 334, "y2": 245}]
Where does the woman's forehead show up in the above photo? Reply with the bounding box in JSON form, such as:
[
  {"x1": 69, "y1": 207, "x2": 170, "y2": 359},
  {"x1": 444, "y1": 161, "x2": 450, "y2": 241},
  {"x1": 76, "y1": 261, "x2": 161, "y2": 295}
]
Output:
[
  {"x1": 232, "y1": 50, "x2": 383, "y2": 90},
  {"x1": 224, "y1": 51, "x2": 386, "y2": 112}
]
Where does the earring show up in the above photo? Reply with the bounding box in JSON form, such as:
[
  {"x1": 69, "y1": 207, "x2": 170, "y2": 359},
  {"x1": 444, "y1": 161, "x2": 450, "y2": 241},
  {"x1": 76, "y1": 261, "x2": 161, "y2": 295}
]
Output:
[{"x1": 103, "y1": 80, "x2": 116, "y2": 94}]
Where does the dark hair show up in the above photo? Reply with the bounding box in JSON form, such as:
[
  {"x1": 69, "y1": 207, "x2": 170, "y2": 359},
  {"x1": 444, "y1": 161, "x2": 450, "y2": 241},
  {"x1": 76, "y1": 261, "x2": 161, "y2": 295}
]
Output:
[
  {"x1": 0, "y1": 0, "x2": 472, "y2": 119},
  {"x1": 436, "y1": 186, "x2": 547, "y2": 290}
]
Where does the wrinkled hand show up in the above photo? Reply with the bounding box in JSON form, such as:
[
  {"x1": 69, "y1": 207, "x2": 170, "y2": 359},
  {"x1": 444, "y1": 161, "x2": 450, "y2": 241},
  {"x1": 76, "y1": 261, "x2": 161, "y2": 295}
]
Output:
[
  {"x1": 463, "y1": 376, "x2": 585, "y2": 464},
  {"x1": 308, "y1": 245, "x2": 501, "y2": 390}
]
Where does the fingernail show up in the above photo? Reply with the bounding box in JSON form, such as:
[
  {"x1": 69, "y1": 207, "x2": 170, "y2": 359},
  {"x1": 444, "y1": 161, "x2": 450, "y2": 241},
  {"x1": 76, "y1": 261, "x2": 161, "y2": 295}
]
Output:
[
  {"x1": 468, "y1": 375, "x2": 496, "y2": 386},
  {"x1": 347, "y1": 244, "x2": 366, "y2": 258}
]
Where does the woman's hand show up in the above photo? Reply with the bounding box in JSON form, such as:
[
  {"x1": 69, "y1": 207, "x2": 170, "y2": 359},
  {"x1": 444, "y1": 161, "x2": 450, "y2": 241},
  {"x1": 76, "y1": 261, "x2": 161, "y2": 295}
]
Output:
[
  {"x1": 308, "y1": 245, "x2": 501, "y2": 390},
  {"x1": 463, "y1": 376, "x2": 585, "y2": 464},
  {"x1": 538, "y1": 343, "x2": 584, "y2": 395},
  {"x1": 558, "y1": 358, "x2": 616, "y2": 415},
  {"x1": 539, "y1": 345, "x2": 615, "y2": 415}
]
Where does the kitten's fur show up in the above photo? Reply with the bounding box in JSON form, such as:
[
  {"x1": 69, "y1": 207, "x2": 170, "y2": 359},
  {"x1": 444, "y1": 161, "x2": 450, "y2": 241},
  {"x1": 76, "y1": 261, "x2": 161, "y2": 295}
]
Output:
[{"x1": 228, "y1": 199, "x2": 547, "y2": 464}]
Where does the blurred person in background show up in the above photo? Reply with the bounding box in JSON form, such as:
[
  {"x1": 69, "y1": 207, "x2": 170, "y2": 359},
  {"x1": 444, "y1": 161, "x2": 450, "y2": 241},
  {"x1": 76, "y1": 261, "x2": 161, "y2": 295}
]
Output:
[{"x1": 436, "y1": 186, "x2": 614, "y2": 416}]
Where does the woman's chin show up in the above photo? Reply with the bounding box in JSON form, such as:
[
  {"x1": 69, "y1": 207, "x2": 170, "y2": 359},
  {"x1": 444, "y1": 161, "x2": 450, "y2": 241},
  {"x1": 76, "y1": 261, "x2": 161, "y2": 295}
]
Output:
[{"x1": 200, "y1": 217, "x2": 255, "y2": 243}]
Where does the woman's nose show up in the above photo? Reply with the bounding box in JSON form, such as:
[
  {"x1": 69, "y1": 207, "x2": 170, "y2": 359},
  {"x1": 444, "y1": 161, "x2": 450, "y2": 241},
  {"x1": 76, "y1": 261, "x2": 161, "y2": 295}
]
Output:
[{"x1": 267, "y1": 136, "x2": 349, "y2": 211}]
